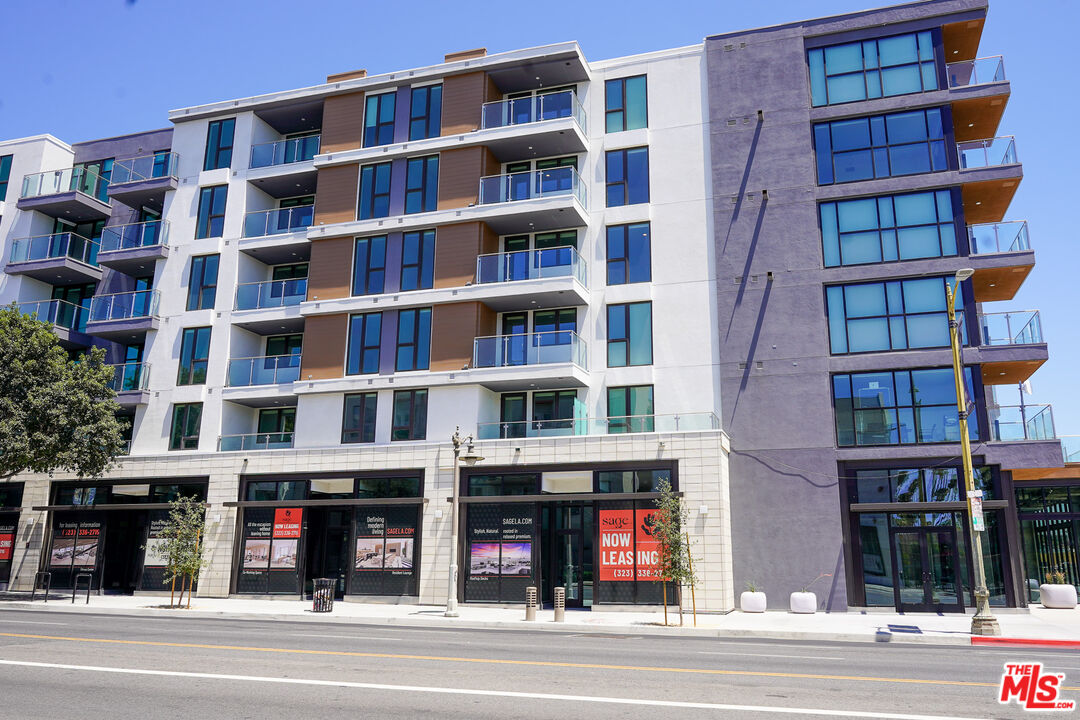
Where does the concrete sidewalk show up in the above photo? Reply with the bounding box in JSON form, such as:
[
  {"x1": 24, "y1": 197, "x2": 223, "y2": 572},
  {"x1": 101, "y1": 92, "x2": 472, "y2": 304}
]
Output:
[{"x1": 3, "y1": 593, "x2": 1080, "y2": 646}]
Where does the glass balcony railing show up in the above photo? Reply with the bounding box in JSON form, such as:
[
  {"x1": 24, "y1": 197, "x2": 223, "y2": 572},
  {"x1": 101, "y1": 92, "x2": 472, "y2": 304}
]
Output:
[
  {"x1": 481, "y1": 90, "x2": 587, "y2": 131},
  {"x1": 18, "y1": 299, "x2": 87, "y2": 332},
  {"x1": 947, "y1": 56, "x2": 1006, "y2": 88},
  {"x1": 99, "y1": 220, "x2": 169, "y2": 253},
  {"x1": 476, "y1": 247, "x2": 586, "y2": 286},
  {"x1": 9, "y1": 232, "x2": 99, "y2": 267},
  {"x1": 89, "y1": 289, "x2": 160, "y2": 323},
  {"x1": 110, "y1": 152, "x2": 179, "y2": 184},
  {"x1": 219, "y1": 432, "x2": 295, "y2": 451},
  {"x1": 477, "y1": 412, "x2": 721, "y2": 440},
  {"x1": 21, "y1": 167, "x2": 108, "y2": 202},
  {"x1": 473, "y1": 330, "x2": 587, "y2": 370},
  {"x1": 243, "y1": 205, "x2": 314, "y2": 238},
  {"x1": 108, "y1": 362, "x2": 149, "y2": 393},
  {"x1": 979, "y1": 310, "x2": 1043, "y2": 346},
  {"x1": 226, "y1": 354, "x2": 302, "y2": 387},
  {"x1": 958, "y1": 136, "x2": 1018, "y2": 169},
  {"x1": 478, "y1": 166, "x2": 587, "y2": 208},
  {"x1": 968, "y1": 221, "x2": 1030, "y2": 255},
  {"x1": 1061, "y1": 435, "x2": 1080, "y2": 464},
  {"x1": 235, "y1": 278, "x2": 308, "y2": 310},
  {"x1": 988, "y1": 404, "x2": 1055, "y2": 442},
  {"x1": 250, "y1": 135, "x2": 321, "y2": 168}
]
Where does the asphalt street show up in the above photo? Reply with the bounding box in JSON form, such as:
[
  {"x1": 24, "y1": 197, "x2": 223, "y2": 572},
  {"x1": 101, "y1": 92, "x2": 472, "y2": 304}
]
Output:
[{"x1": 0, "y1": 607, "x2": 1076, "y2": 719}]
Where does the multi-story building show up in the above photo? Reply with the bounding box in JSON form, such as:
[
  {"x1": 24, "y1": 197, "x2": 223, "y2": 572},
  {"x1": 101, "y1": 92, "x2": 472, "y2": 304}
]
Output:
[{"x1": 0, "y1": 0, "x2": 1075, "y2": 614}]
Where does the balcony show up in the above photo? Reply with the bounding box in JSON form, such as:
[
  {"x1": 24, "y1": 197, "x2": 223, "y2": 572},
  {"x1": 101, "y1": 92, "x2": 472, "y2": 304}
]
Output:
[
  {"x1": 477, "y1": 412, "x2": 721, "y2": 440},
  {"x1": 250, "y1": 136, "x2": 320, "y2": 168},
  {"x1": 108, "y1": 362, "x2": 150, "y2": 406},
  {"x1": 18, "y1": 168, "x2": 111, "y2": 221},
  {"x1": 86, "y1": 289, "x2": 161, "y2": 341},
  {"x1": 471, "y1": 330, "x2": 588, "y2": 390},
  {"x1": 240, "y1": 206, "x2": 313, "y2": 264},
  {"x1": 107, "y1": 153, "x2": 179, "y2": 209},
  {"x1": 988, "y1": 404, "x2": 1055, "y2": 442},
  {"x1": 975, "y1": 310, "x2": 1047, "y2": 385},
  {"x1": 226, "y1": 355, "x2": 301, "y2": 387},
  {"x1": 478, "y1": 91, "x2": 589, "y2": 160},
  {"x1": 967, "y1": 221, "x2": 1034, "y2": 301},
  {"x1": 474, "y1": 247, "x2": 587, "y2": 311},
  {"x1": 6, "y1": 232, "x2": 102, "y2": 284},
  {"x1": 218, "y1": 432, "x2": 295, "y2": 451},
  {"x1": 476, "y1": 167, "x2": 588, "y2": 234},
  {"x1": 957, "y1": 136, "x2": 1021, "y2": 224},
  {"x1": 948, "y1": 56, "x2": 1006, "y2": 89},
  {"x1": 947, "y1": 57, "x2": 1009, "y2": 142},
  {"x1": 232, "y1": 279, "x2": 307, "y2": 334},
  {"x1": 17, "y1": 299, "x2": 91, "y2": 347},
  {"x1": 97, "y1": 220, "x2": 170, "y2": 275},
  {"x1": 1061, "y1": 436, "x2": 1080, "y2": 464}
]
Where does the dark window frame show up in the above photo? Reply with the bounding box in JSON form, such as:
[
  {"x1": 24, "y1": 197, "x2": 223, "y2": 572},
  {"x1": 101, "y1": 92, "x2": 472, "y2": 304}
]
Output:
[
  {"x1": 404, "y1": 155, "x2": 439, "y2": 214},
  {"x1": 359, "y1": 162, "x2": 392, "y2": 220},
  {"x1": 363, "y1": 92, "x2": 397, "y2": 148},
  {"x1": 203, "y1": 118, "x2": 235, "y2": 170},
  {"x1": 395, "y1": 308, "x2": 432, "y2": 371},
  {"x1": 195, "y1": 185, "x2": 228, "y2": 239},
  {"x1": 346, "y1": 312, "x2": 382, "y2": 375},
  {"x1": 409, "y1": 84, "x2": 443, "y2": 140},
  {"x1": 814, "y1": 107, "x2": 949, "y2": 185},
  {"x1": 605, "y1": 147, "x2": 650, "y2": 207},
  {"x1": 391, "y1": 389, "x2": 428, "y2": 441},
  {"x1": 169, "y1": 403, "x2": 203, "y2": 451},
  {"x1": 342, "y1": 392, "x2": 379, "y2": 444},
  {"x1": 186, "y1": 254, "x2": 220, "y2": 311},
  {"x1": 606, "y1": 222, "x2": 651, "y2": 285},
  {"x1": 177, "y1": 327, "x2": 212, "y2": 386},
  {"x1": 607, "y1": 301, "x2": 653, "y2": 367},
  {"x1": 808, "y1": 30, "x2": 939, "y2": 108},
  {"x1": 607, "y1": 385, "x2": 655, "y2": 433},
  {"x1": 400, "y1": 229, "x2": 436, "y2": 291},
  {"x1": 352, "y1": 235, "x2": 387, "y2": 295},
  {"x1": 604, "y1": 75, "x2": 648, "y2": 132},
  {"x1": 0, "y1": 154, "x2": 12, "y2": 201}
]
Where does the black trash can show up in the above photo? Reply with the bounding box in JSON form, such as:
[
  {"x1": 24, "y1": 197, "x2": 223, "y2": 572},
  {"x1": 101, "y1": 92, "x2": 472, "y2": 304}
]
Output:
[{"x1": 313, "y1": 578, "x2": 335, "y2": 613}]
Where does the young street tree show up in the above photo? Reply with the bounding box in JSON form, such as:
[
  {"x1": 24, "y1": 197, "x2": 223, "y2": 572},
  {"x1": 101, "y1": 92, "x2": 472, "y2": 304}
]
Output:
[
  {"x1": 149, "y1": 496, "x2": 207, "y2": 609},
  {"x1": 0, "y1": 304, "x2": 127, "y2": 481},
  {"x1": 652, "y1": 478, "x2": 698, "y2": 626}
]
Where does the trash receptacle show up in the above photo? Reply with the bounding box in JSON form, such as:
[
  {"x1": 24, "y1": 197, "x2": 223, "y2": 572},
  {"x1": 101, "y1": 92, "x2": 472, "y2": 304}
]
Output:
[{"x1": 313, "y1": 578, "x2": 335, "y2": 613}]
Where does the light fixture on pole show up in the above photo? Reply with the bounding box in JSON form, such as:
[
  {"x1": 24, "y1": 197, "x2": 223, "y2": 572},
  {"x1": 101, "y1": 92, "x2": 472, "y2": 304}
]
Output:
[
  {"x1": 946, "y1": 267, "x2": 1000, "y2": 636},
  {"x1": 446, "y1": 426, "x2": 483, "y2": 617}
]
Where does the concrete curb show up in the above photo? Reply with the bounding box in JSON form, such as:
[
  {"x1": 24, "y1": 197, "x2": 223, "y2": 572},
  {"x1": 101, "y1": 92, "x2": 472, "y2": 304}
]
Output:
[
  {"x1": 0, "y1": 602, "x2": 974, "y2": 645},
  {"x1": 971, "y1": 636, "x2": 1080, "y2": 649}
]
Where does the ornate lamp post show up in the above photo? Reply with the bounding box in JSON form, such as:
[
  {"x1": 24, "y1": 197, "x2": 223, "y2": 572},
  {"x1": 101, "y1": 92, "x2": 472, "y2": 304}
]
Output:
[{"x1": 445, "y1": 426, "x2": 483, "y2": 617}]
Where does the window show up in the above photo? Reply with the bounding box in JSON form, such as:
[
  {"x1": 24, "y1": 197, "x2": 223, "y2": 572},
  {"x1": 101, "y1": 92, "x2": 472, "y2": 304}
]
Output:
[
  {"x1": 356, "y1": 476, "x2": 422, "y2": 498},
  {"x1": 532, "y1": 389, "x2": 577, "y2": 431},
  {"x1": 606, "y1": 147, "x2": 649, "y2": 206},
  {"x1": 265, "y1": 334, "x2": 303, "y2": 356},
  {"x1": 820, "y1": 189, "x2": 957, "y2": 266},
  {"x1": 359, "y1": 162, "x2": 392, "y2": 219},
  {"x1": 392, "y1": 389, "x2": 427, "y2": 441},
  {"x1": 832, "y1": 367, "x2": 980, "y2": 447},
  {"x1": 854, "y1": 467, "x2": 993, "y2": 504},
  {"x1": 186, "y1": 254, "x2": 219, "y2": 310},
  {"x1": 395, "y1": 308, "x2": 431, "y2": 371},
  {"x1": 404, "y1": 155, "x2": 438, "y2": 214},
  {"x1": 606, "y1": 222, "x2": 651, "y2": 284},
  {"x1": 347, "y1": 313, "x2": 382, "y2": 375},
  {"x1": 246, "y1": 481, "x2": 305, "y2": 501},
  {"x1": 272, "y1": 263, "x2": 308, "y2": 281},
  {"x1": 352, "y1": 235, "x2": 387, "y2": 295},
  {"x1": 608, "y1": 385, "x2": 654, "y2": 433},
  {"x1": 826, "y1": 277, "x2": 964, "y2": 354},
  {"x1": 499, "y1": 393, "x2": 527, "y2": 439},
  {"x1": 607, "y1": 302, "x2": 652, "y2": 367},
  {"x1": 169, "y1": 403, "x2": 202, "y2": 451},
  {"x1": 257, "y1": 407, "x2": 295, "y2": 438},
  {"x1": 195, "y1": 185, "x2": 227, "y2": 238},
  {"x1": 597, "y1": 469, "x2": 672, "y2": 493},
  {"x1": 364, "y1": 92, "x2": 397, "y2": 147},
  {"x1": 342, "y1": 392, "x2": 378, "y2": 443},
  {"x1": 809, "y1": 31, "x2": 937, "y2": 107},
  {"x1": 203, "y1": 118, "x2": 235, "y2": 170},
  {"x1": 605, "y1": 75, "x2": 647, "y2": 132},
  {"x1": 0, "y1": 154, "x2": 11, "y2": 201},
  {"x1": 814, "y1": 108, "x2": 948, "y2": 185},
  {"x1": 73, "y1": 159, "x2": 113, "y2": 202},
  {"x1": 400, "y1": 230, "x2": 435, "y2": 291},
  {"x1": 467, "y1": 473, "x2": 539, "y2": 496},
  {"x1": 177, "y1": 327, "x2": 212, "y2": 385},
  {"x1": 409, "y1": 85, "x2": 442, "y2": 140}
]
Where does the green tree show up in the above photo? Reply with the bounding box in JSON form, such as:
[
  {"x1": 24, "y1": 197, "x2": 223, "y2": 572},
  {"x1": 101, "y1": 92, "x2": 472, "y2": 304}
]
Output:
[
  {"x1": 149, "y1": 496, "x2": 207, "y2": 608},
  {"x1": 0, "y1": 304, "x2": 127, "y2": 480},
  {"x1": 653, "y1": 478, "x2": 698, "y2": 626}
]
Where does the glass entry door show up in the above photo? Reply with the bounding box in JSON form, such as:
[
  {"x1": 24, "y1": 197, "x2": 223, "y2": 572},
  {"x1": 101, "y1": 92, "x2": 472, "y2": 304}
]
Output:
[
  {"x1": 892, "y1": 528, "x2": 964, "y2": 612},
  {"x1": 543, "y1": 503, "x2": 593, "y2": 608}
]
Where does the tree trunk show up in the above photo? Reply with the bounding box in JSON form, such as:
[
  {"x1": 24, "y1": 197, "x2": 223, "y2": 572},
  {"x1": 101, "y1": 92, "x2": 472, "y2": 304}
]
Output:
[
  {"x1": 170, "y1": 573, "x2": 176, "y2": 609},
  {"x1": 678, "y1": 585, "x2": 684, "y2": 626},
  {"x1": 662, "y1": 582, "x2": 668, "y2": 626},
  {"x1": 186, "y1": 573, "x2": 193, "y2": 610}
]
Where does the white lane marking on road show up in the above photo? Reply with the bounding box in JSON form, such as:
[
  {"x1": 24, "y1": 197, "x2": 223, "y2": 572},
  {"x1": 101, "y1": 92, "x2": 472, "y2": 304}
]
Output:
[
  {"x1": 697, "y1": 651, "x2": 843, "y2": 661},
  {"x1": 0, "y1": 621, "x2": 68, "y2": 626},
  {"x1": 291, "y1": 634, "x2": 391, "y2": 641},
  {"x1": 0, "y1": 658, "x2": 988, "y2": 720}
]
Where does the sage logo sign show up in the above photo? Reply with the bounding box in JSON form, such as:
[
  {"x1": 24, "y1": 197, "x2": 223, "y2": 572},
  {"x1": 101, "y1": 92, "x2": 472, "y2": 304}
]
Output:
[{"x1": 598, "y1": 508, "x2": 660, "y2": 581}]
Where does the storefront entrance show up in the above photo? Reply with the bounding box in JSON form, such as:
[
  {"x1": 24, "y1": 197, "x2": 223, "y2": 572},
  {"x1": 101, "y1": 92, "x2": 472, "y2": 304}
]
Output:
[
  {"x1": 891, "y1": 527, "x2": 963, "y2": 613},
  {"x1": 303, "y1": 508, "x2": 351, "y2": 598},
  {"x1": 541, "y1": 503, "x2": 593, "y2": 608},
  {"x1": 101, "y1": 510, "x2": 146, "y2": 594}
]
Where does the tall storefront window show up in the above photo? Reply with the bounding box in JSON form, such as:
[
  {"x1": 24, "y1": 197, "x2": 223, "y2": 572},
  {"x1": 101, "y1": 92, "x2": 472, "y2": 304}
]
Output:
[
  {"x1": 0, "y1": 483, "x2": 23, "y2": 590},
  {"x1": 1016, "y1": 483, "x2": 1080, "y2": 602}
]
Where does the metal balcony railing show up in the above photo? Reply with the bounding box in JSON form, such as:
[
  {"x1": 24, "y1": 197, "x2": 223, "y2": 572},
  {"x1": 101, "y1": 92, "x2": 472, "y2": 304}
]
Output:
[
  {"x1": 947, "y1": 56, "x2": 1006, "y2": 88},
  {"x1": 243, "y1": 205, "x2": 314, "y2": 238},
  {"x1": 218, "y1": 432, "x2": 295, "y2": 451},
  {"x1": 99, "y1": 220, "x2": 168, "y2": 252},
  {"x1": 978, "y1": 310, "x2": 1042, "y2": 346},
  {"x1": 110, "y1": 152, "x2": 179, "y2": 184},
  {"x1": 473, "y1": 330, "x2": 587, "y2": 370},
  {"x1": 988, "y1": 404, "x2": 1055, "y2": 442},
  {"x1": 1060, "y1": 435, "x2": 1080, "y2": 464},
  {"x1": 250, "y1": 135, "x2": 321, "y2": 168},
  {"x1": 235, "y1": 278, "x2": 308, "y2": 310},
  {"x1": 17, "y1": 299, "x2": 87, "y2": 332},
  {"x1": 478, "y1": 166, "x2": 587, "y2": 208},
  {"x1": 9, "y1": 232, "x2": 99, "y2": 266},
  {"x1": 89, "y1": 289, "x2": 160, "y2": 322},
  {"x1": 475, "y1": 247, "x2": 586, "y2": 286},
  {"x1": 226, "y1": 354, "x2": 302, "y2": 387},
  {"x1": 108, "y1": 362, "x2": 149, "y2": 393},
  {"x1": 968, "y1": 221, "x2": 1030, "y2": 255},
  {"x1": 958, "y1": 136, "x2": 1018, "y2": 169},
  {"x1": 21, "y1": 167, "x2": 108, "y2": 202},
  {"x1": 480, "y1": 90, "x2": 587, "y2": 131},
  {"x1": 476, "y1": 412, "x2": 721, "y2": 440}
]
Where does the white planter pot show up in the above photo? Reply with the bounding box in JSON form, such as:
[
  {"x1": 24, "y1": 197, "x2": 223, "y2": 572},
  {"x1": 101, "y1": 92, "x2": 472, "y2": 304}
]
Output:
[
  {"x1": 790, "y1": 591, "x2": 817, "y2": 614},
  {"x1": 1040, "y1": 584, "x2": 1078, "y2": 609},
  {"x1": 740, "y1": 591, "x2": 766, "y2": 613}
]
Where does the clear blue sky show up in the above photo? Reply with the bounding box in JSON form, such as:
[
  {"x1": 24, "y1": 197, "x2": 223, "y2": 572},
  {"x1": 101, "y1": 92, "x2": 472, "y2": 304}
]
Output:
[{"x1": 1, "y1": 0, "x2": 1076, "y2": 434}]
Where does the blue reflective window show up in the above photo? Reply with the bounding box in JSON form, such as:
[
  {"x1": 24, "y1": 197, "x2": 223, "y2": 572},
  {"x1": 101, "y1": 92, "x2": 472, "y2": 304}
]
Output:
[
  {"x1": 359, "y1": 162, "x2": 392, "y2": 219},
  {"x1": 364, "y1": 92, "x2": 397, "y2": 147},
  {"x1": 0, "y1": 154, "x2": 12, "y2": 201},
  {"x1": 826, "y1": 276, "x2": 965, "y2": 354},
  {"x1": 607, "y1": 302, "x2": 652, "y2": 367},
  {"x1": 820, "y1": 189, "x2": 957, "y2": 266},
  {"x1": 815, "y1": 108, "x2": 948, "y2": 185},
  {"x1": 606, "y1": 147, "x2": 649, "y2": 207},
  {"x1": 352, "y1": 236, "x2": 387, "y2": 296},
  {"x1": 204, "y1": 118, "x2": 235, "y2": 170},
  {"x1": 809, "y1": 31, "x2": 937, "y2": 107},
  {"x1": 400, "y1": 229, "x2": 435, "y2": 291},
  {"x1": 409, "y1": 85, "x2": 442, "y2": 141},
  {"x1": 396, "y1": 308, "x2": 431, "y2": 371},
  {"x1": 605, "y1": 75, "x2": 647, "y2": 132},
  {"x1": 195, "y1": 186, "x2": 227, "y2": 239},
  {"x1": 606, "y1": 222, "x2": 651, "y2": 285},
  {"x1": 404, "y1": 155, "x2": 438, "y2": 214},
  {"x1": 347, "y1": 313, "x2": 382, "y2": 375},
  {"x1": 833, "y1": 368, "x2": 979, "y2": 446}
]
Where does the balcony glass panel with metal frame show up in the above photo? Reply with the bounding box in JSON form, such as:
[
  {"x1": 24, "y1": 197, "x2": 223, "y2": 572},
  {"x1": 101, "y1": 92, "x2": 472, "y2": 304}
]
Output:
[
  {"x1": 17, "y1": 299, "x2": 87, "y2": 332},
  {"x1": 480, "y1": 91, "x2": 586, "y2": 132},
  {"x1": 475, "y1": 247, "x2": 586, "y2": 286},
  {"x1": 978, "y1": 310, "x2": 1042, "y2": 346},
  {"x1": 477, "y1": 412, "x2": 720, "y2": 440},
  {"x1": 968, "y1": 221, "x2": 1030, "y2": 255},
  {"x1": 243, "y1": 206, "x2": 314, "y2": 237},
  {"x1": 473, "y1": 330, "x2": 587, "y2": 370},
  {"x1": 946, "y1": 56, "x2": 1006, "y2": 88},
  {"x1": 250, "y1": 135, "x2": 321, "y2": 169},
  {"x1": 218, "y1": 433, "x2": 295, "y2": 451},
  {"x1": 108, "y1": 362, "x2": 150, "y2": 393},
  {"x1": 99, "y1": 220, "x2": 168, "y2": 252},
  {"x1": 21, "y1": 167, "x2": 108, "y2": 200},
  {"x1": 9, "y1": 232, "x2": 99, "y2": 266},
  {"x1": 110, "y1": 153, "x2": 179, "y2": 184},
  {"x1": 988, "y1": 404, "x2": 1055, "y2": 441},
  {"x1": 235, "y1": 278, "x2": 307, "y2": 310},
  {"x1": 89, "y1": 289, "x2": 160, "y2": 322},
  {"x1": 226, "y1": 355, "x2": 302, "y2": 387},
  {"x1": 957, "y1": 136, "x2": 1018, "y2": 169},
  {"x1": 478, "y1": 167, "x2": 587, "y2": 208}
]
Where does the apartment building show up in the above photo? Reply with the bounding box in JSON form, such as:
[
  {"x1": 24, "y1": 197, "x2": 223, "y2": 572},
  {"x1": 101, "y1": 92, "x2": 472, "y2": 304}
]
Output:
[{"x1": 1, "y1": 0, "x2": 1076, "y2": 614}]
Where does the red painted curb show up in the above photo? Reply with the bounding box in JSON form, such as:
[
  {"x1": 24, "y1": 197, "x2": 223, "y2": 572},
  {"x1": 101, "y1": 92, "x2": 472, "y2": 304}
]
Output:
[{"x1": 971, "y1": 636, "x2": 1080, "y2": 648}]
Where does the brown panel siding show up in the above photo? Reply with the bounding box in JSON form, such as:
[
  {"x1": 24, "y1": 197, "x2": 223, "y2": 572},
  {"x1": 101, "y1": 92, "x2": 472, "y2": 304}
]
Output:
[
  {"x1": 441, "y1": 72, "x2": 485, "y2": 135},
  {"x1": 433, "y1": 222, "x2": 478, "y2": 289},
  {"x1": 307, "y1": 236, "x2": 354, "y2": 300},
  {"x1": 300, "y1": 313, "x2": 348, "y2": 380},
  {"x1": 437, "y1": 146, "x2": 496, "y2": 210},
  {"x1": 430, "y1": 302, "x2": 491, "y2": 371},
  {"x1": 322, "y1": 92, "x2": 366, "y2": 152},
  {"x1": 313, "y1": 164, "x2": 359, "y2": 226}
]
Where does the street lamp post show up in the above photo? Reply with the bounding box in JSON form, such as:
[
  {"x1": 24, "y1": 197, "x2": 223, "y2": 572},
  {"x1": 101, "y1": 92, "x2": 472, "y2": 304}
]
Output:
[
  {"x1": 946, "y1": 267, "x2": 1000, "y2": 636},
  {"x1": 446, "y1": 426, "x2": 483, "y2": 617}
]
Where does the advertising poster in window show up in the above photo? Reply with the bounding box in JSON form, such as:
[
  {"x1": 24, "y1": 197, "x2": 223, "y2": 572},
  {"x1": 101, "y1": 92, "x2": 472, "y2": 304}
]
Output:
[
  {"x1": 633, "y1": 508, "x2": 661, "y2": 580},
  {"x1": 50, "y1": 520, "x2": 101, "y2": 568},
  {"x1": 597, "y1": 509, "x2": 635, "y2": 581},
  {"x1": 596, "y1": 502, "x2": 666, "y2": 605},
  {"x1": 0, "y1": 524, "x2": 14, "y2": 562},
  {"x1": 350, "y1": 506, "x2": 419, "y2": 596},
  {"x1": 465, "y1": 503, "x2": 537, "y2": 603},
  {"x1": 236, "y1": 508, "x2": 274, "y2": 594},
  {"x1": 139, "y1": 513, "x2": 172, "y2": 591}
]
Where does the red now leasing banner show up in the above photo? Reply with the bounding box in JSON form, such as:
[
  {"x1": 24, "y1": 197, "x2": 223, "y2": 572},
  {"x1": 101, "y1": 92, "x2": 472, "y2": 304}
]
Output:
[
  {"x1": 273, "y1": 508, "x2": 302, "y2": 539},
  {"x1": 0, "y1": 534, "x2": 13, "y2": 561},
  {"x1": 634, "y1": 509, "x2": 661, "y2": 580},
  {"x1": 597, "y1": 509, "x2": 662, "y2": 581}
]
